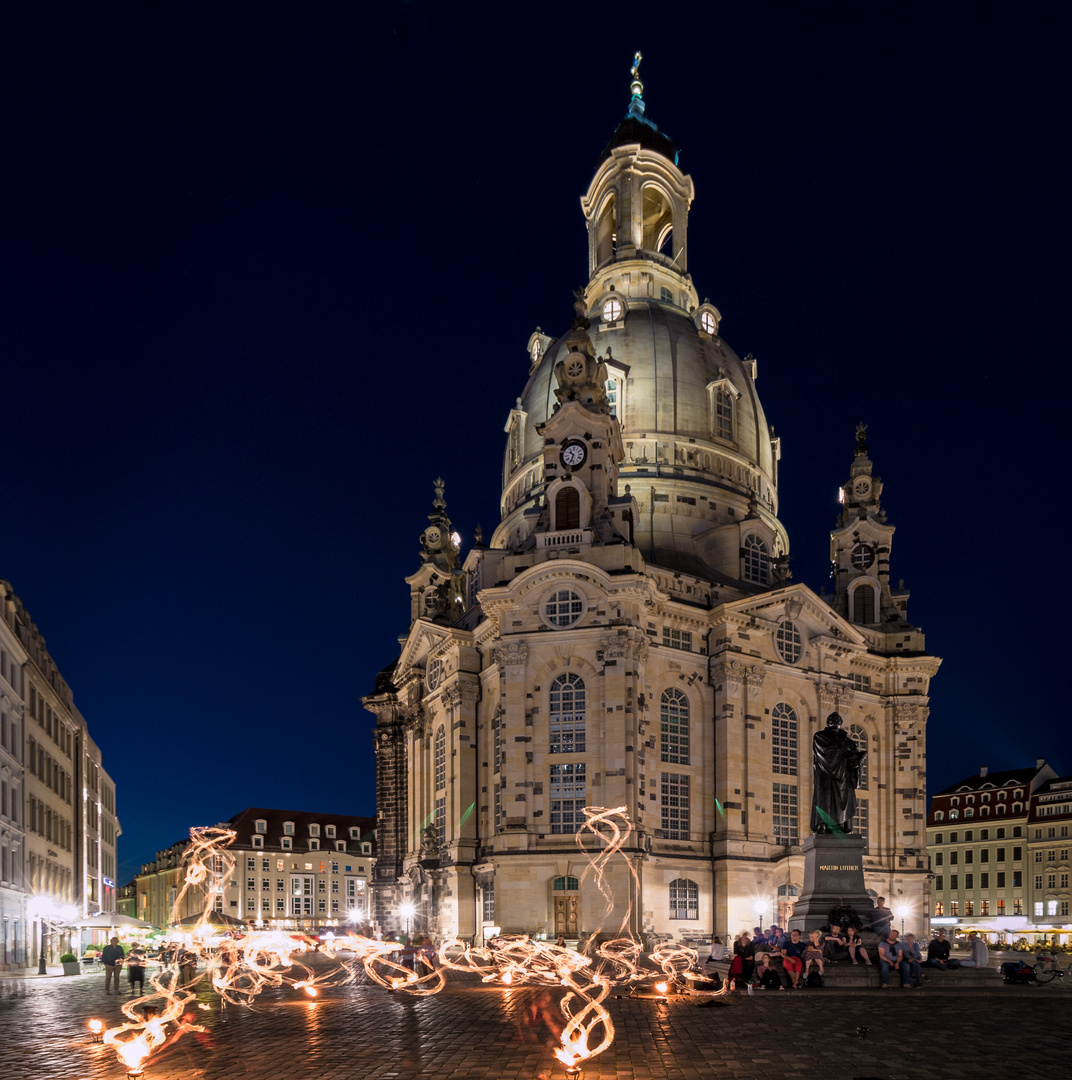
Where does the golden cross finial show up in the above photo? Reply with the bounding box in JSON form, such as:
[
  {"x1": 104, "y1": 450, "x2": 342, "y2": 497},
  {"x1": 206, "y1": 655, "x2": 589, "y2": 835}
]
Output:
[{"x1": 630, "y1": 51, "x2": 643, "y2": 98}]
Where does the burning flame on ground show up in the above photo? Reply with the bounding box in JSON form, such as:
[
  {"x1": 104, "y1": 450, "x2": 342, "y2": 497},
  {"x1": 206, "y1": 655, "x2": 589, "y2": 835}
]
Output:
[{"x1": 95, "y1": 809, "x2": 726, "y2": 1076}]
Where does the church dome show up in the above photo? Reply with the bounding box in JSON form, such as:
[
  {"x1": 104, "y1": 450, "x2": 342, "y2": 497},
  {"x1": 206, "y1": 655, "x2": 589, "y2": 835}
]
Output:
[{"x1": 495, "y1": 77, "x2": 787, "y2": 587}]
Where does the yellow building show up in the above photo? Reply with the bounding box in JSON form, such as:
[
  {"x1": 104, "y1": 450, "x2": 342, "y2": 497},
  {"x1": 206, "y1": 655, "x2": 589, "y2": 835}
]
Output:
[{"x1": 365, "y1": 73, "x2": 939, "y2": 945}]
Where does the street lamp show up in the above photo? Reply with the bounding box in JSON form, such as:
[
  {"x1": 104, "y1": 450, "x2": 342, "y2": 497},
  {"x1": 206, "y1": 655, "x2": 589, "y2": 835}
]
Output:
[
  {"x1": 894, "y1": 904, "x2": 911, "y2": 936},
  {"x1": 398, "y1": 902, "x2": 416, "y2": 936}
]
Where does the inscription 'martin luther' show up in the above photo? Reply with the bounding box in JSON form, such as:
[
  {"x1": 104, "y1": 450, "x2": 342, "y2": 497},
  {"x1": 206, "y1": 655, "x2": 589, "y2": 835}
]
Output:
[{"x1": 819, "y1": 864, "x2": 860, "y2": 871}]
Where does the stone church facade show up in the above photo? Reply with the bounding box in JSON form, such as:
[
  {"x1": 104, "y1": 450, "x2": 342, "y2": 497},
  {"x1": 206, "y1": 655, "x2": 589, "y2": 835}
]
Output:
[{"x1": 363, "y1": 72, "x2": 939, "y2": 945}]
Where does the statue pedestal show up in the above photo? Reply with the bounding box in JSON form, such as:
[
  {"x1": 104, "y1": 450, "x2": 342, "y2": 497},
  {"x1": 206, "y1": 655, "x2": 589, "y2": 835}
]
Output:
[{"x1": 787, "y1": 834, "x2": 872, "y2": 935}]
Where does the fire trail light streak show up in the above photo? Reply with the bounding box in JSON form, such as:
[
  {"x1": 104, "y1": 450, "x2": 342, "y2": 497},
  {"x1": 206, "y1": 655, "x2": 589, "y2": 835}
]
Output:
[{"x1": 94, "y1": 809, "x2": 726, "y2": 1078}]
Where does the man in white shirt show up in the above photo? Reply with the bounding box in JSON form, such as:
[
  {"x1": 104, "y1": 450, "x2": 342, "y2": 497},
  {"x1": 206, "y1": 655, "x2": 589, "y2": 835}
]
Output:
[{"x1": 957, "y1": 932, "x2": 990, "y2": 968}]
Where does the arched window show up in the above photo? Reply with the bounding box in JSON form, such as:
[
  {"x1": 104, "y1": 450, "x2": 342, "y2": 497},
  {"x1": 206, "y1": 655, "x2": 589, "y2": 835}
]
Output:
[
  {"x1": 555, "y1": 486, "x2": 580, "y2": 530},
  {"x1": 714, "y1": 389, "x2": 733, "y2": 441},
  {"x1": 949, "y1": 810, "x2": 959, "y2": 820},
  {"x1": 668, "y1": 878, "x2": 698, "y2": 920},
  {"x1": 549, "y1": 673, "x2": 585, "y2": 753},
  {"x1": 435, "y1": 725, "x2": 446, "y2": 790},
  {"x1": 852, "y1": 584, "x2": 875, "y2": 625},
  {"x1": 935, "y1": 811, "x2": 944, "y2": 821},
  {"x1": 553, "y1": 876, "x2": 579, "y2": 892},
  {"x1": 660, "y1": 688, "x2": 690, "y2": 765},
  {"x1": 545, "y1": 589, "x2": 584, "y2": 627},
  {"x1": 849, "y1": 724, "x2": 869, "y2": 788},
  {"x1": 641, "y1": 185, "x2": 673, "y2": 253},
  {"x1": 743, "y1": 535, "x2": 769, "y2": 585},
  {"x1": 775, "y1": 620, "x2": 802, "y2": 664},
  {"x1": 772, "y1": 703, "x2": 798, "y2": 776},
  {"x1": 595, "y1": 194, "x2": 616, "y2": 266},
  {"x1": 965, "y1": 807, "x2": 974, "y2": 818}
]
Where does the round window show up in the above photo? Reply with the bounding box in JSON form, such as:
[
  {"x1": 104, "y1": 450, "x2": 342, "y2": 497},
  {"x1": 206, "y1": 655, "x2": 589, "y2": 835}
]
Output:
[
  {"x1": 775, "y1": 620, "x2": 803, "y2": 664},
  {"x1": 700, "y1": 311, "x2": 715, "y2": 334},
  {"x1": 544, "y1": 588, "x2": 584, "y2": 628},
  {"x1": 602, "y1": 297, "x2": 623, "y2": 323},
  {"x1": 851, "y1": 544, "x2": 875, "y2": 570}
]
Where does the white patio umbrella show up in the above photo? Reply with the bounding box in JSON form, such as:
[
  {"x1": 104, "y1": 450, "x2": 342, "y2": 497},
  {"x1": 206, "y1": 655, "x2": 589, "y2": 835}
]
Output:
[{"x1": 74, "y1": 911, "x2": 156, "y2": 930}]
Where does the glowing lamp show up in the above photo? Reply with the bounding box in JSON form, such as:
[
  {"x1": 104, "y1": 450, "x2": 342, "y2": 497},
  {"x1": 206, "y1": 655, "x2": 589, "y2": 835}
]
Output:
[
  {"x1": 655, "y1": 981, "x2": 668, "y2": 995},
  {"x1": 88, "y1": 1019, "x2": 104, "y2": 1043}
]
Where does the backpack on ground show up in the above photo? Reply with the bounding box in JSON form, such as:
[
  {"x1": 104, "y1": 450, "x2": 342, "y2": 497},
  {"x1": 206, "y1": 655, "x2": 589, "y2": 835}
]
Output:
[
  {"x1": 805, "y1": 969, "x2": 824, "y2": 988},
  {"x1": 1000, "y1": 961, "x2": 1036, "y2": 984}
]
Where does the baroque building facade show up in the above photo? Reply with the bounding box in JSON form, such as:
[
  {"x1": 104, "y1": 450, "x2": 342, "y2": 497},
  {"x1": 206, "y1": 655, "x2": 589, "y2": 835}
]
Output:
[
  {"x1": 365, "y1": 74, "x2": 939, "y2": 945},
  {"x1": 0, "y1": 578, "x2": 121, "y2": 968},
  {"x1": 928, "y1": 759, "x2": 1071, "y2": 942},
  {"x1": 133, "y1": 808, "x2": 376, "y2": 932}
]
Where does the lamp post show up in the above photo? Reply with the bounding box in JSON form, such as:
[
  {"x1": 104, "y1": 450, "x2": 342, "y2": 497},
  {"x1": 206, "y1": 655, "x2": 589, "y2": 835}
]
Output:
[
  {"x1": 894, "y1": 904, "x2": 910, "y2": 936},
  {"x1": 38, "y1": 918, "x2": 48, "y2": 975}
]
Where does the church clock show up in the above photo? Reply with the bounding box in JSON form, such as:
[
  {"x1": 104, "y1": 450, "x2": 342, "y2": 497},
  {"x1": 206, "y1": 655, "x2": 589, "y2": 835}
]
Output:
[{"x1": 560, "y1": 440, "x2": 587, "y2": 470}]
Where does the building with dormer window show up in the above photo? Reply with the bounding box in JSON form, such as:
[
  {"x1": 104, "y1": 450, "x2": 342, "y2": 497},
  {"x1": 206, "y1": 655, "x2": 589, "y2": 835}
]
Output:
[
  {"x1": 365, "y1": 62, "x2": 939, "y2": 946},
  {"x1": 132, "y1": 807, "x2": 376, "y2": 932}
]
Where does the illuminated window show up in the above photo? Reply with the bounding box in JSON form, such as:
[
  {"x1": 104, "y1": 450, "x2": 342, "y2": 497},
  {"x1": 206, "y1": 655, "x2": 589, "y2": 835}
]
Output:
[
  {"x1": 605, "y1": 376, "x2": 620, "y2": 419},
  {"x1": 662, "y1": 627, "x2": 692, "y2": 651},
  {"x1": 773, "y1": 783, "x2": 798, "y2": 844},
  {"x1": 772, "y1": 703, "x2": 798, "y2": 776},
  {"x1": 549, "y1": 674, "x2": 585, "y2": 753},
  {"x1": 661, "y1": 773, "x2": 690, "y2": 839},
  {"x1": 744, "y1": 535, "x2": 769, "y2": 585},
  {"x1": 660, "y1": 689, "x2": 690, "y2": 765},
  {"x1": 852, "y1": 798, "x2": 869, "y2": 842},
  {"x1": 668, "y1": 878, "x2": 698, "y2": 920},
  {"x1": 550, "y1": 763, "x2": 586, "y2": 834},
  {"x1": 775, "y1": 619, "x2": 802, "y2": 664},
  {"x1": 602, "y1": 297, "x2": 623, "y2": 323},
  {"x1": 435, "y1": 725, "x2": 446, "y2": 790},
  {"x1": 483, "y1": 881, "x2": 495, "y2": 924},
  {"x1": 545, "y1": 589, "x2": 584, "y2": 628},
  {"x1": 714, "y1": 390, "x2": 733, "y2": 441},
  {"x1": 700, "y1": 310, "x2": 716, "y2": 334},
  {"x1": 435, "y1": 797, "x2": 445, "y2": 847},
  {"x1": 934, "y1": 901, "x2": 944, "y2": 916}
]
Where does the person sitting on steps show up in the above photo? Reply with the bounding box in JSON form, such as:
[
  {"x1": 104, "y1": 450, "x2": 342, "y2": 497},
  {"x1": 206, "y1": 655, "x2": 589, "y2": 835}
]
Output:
[{"x1": 844, "y1": 924, "x2": 872, "y2": 965}]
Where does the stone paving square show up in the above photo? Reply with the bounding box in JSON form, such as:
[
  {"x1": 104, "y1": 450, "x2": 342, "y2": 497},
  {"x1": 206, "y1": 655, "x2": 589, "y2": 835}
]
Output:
[{"x1": 0, "y1": 970, "x2": 1069, "y2": 1080}]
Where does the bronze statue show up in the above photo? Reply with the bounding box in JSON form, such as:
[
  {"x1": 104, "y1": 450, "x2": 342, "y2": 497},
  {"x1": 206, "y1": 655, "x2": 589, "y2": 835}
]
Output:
[{"x1": 810, "y1": 712, "x2": 866, "y2": 835}]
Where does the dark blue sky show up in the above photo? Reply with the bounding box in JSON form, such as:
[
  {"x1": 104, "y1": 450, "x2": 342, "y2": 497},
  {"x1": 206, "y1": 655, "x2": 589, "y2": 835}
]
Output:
[{"x1": 2, "y1": 2, "x2": 1067, "y2": 885}]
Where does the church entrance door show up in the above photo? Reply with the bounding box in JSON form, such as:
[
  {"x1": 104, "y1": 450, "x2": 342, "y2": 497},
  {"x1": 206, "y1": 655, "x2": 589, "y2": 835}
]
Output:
[{"x1": 554, "y1": 895, "x2": 578, "y2": 937}]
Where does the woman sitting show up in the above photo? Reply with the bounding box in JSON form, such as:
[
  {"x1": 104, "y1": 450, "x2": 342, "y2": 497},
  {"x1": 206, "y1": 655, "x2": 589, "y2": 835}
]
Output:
[
  {"x1": 803, "y1": 930, "x2": 825, "y2": 980},
  {"x1": 728, "y1": 931, "x2": 755, "y2": 990},
  {"x1": 845, "y1": 925, "x2": 872, "y2": 965}
]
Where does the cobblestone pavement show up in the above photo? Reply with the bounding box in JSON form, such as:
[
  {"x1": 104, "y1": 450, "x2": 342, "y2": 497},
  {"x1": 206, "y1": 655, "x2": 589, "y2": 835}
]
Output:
[{"x1": 1, "y1": 967, "x2": 1069, "y2": 1080}]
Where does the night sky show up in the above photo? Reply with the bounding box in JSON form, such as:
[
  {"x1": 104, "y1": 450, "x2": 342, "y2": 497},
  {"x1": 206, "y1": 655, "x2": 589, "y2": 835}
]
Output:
[{"x1": 2, "y1": 3, "x2": 1067, "y2": 887}]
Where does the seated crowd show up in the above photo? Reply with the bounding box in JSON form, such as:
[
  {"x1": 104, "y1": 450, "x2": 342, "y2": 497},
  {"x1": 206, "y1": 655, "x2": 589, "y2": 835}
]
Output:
[{"x1": 710, "y1": 900, "x2": 989, "y2": 991}]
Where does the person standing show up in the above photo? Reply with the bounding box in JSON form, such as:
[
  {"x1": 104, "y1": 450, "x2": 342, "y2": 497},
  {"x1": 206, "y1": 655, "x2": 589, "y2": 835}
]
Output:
[
  {"x1": 127, "y1": 945, "x2": 146, "y2": 996},
  {"x1": 101, "y1": 936, "x2": 125, "y2": 995}
]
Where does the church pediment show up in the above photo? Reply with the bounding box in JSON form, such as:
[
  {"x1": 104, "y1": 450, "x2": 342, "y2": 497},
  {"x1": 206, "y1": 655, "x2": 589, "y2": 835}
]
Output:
[
  {"x1": 394, "y1": 619, "x2": 456, "y2": 687},
  {"x1": 722, "y1": 584, "x2": 868, "y2": 650}
]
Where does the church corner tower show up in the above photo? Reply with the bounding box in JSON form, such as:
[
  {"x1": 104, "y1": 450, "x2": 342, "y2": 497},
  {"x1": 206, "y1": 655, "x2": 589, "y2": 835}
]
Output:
[{"x1": 365, "y1": 58, "x2": 938, "y2": 946}]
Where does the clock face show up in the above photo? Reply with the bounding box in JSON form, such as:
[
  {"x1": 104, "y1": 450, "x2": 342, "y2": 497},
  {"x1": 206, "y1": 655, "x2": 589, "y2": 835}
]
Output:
[
  {"x1": 561, "y1": 441, "x2": 587, "y2": 469},
  {"x1": 852, "y1": 544, "x2": 875, "y2": 570},
  {"x1": 425, "y1": 527, "x2": 441, "y2": 547},
  {"x1": 602, "y1": 297, "x2": 622, "y2": 322},
  {"x1": 853, "y1": 476, "x2": 873, "y2": 500}
]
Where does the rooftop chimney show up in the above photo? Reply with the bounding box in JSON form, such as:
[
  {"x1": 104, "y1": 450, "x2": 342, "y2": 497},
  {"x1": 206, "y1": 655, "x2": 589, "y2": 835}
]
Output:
[
  {"x1": 1037, "y1": 758, "x2": 1046, "y2": 768},
  {"x1": 980, "y1": 767, "x2": 988, "y2": 777}
]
